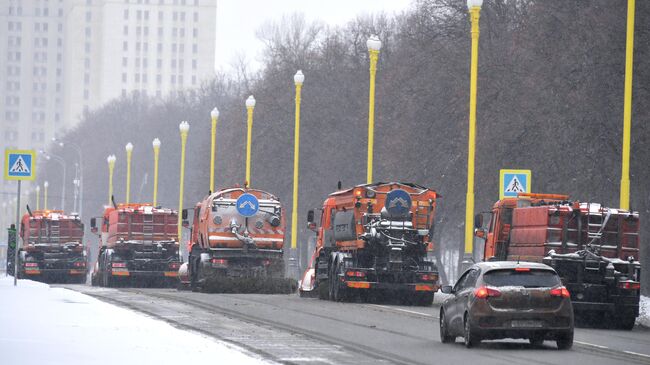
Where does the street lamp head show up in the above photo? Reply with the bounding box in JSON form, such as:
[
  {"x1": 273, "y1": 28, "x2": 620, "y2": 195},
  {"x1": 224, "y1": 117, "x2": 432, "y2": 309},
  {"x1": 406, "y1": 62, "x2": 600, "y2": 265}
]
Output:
[
  {"x1": 125, "y1": 142, "x2": 134, "y2": 153},
  {"x1": 44, "y1": 181, "x2": 49, "y2": 188},
  {"x1": 36, "y1": 185, "x2": 40, "y2": 193},
  {"x1": 179, "y1": 121, "x2": 190, "y2": 133},
  {"x1": 211, "y1": 107, "x2": 219, "y2": 119},
  {"x1": 367, "y1": 35, "x2": 382, "y2": 52},
  {"x1": 294, "y1": 70, "x2": 305, "y2": 85},
  {"x1": 107, "y1": 154, "x2": 116, "y2": 164},
  {"x1": 152, "y1": 138, "x2": 161, "y2": 148},
  {"x1": 45, "y1": 155, "x2": 51, "y2": 160},
  {"x1": 467, "y1": 0, "x2": 483, "y2": 9},
  {"x1": 245, "y1": 95, "x2": 256, "y2": 108}
]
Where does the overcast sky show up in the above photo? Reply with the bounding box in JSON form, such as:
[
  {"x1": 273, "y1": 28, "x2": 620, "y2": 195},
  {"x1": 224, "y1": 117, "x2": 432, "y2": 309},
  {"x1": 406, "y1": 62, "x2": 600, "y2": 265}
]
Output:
[{"x1": 215, "y1": 0, "x2": 413, "y2": 73}]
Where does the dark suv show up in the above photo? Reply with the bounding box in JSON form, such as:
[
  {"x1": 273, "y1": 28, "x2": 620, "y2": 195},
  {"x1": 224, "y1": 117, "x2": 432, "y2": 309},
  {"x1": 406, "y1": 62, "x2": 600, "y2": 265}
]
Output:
[{"x1": 439, "y1": 261, "x2": 574, "y2": 349}]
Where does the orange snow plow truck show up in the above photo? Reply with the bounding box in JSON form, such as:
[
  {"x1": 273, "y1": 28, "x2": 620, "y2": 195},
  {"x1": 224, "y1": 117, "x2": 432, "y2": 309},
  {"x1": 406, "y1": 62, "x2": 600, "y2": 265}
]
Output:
[
  {"x1": 182, "y1": 186, "x2": 295, "y2": 293},
  {"x1": 300, "y1": 182, "x2": 440, "y2": 305},
  {"x1": 475, "y1": 193, "x2": 641, "y2": 329},
  {"x1": 17, "y1": 208, "x2": 87, "y2": 283},
  {"x1": 90, "y1": 203, "x2": 181, "y2": 287}
]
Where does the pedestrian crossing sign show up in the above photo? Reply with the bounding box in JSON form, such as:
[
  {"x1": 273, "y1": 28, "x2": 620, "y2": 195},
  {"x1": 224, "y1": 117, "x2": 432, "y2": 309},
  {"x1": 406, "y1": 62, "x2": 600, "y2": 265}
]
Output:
[
  {"x1": 499, "y1": 169, "x2": 531, "y2": 199},
  {"x1": 4, "y1": 149, "x2": 36, "y2": 181}
]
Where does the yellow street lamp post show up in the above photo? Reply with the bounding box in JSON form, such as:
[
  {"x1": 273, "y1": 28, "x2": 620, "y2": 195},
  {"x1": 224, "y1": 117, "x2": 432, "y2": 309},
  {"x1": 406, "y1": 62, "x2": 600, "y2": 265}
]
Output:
[
  {"x1": 620, "y1": 0, "x2": 636, "y2": 210},
  {"x1": 35, "y1": 185, "x2": 40, "y2": 210},
  {"x1": 125, "y1": 143, "x2": 133, "y2": 204},
  {"x1": 107, "y1": 155, "x2": 116, "y2": 205},
  {"x1": 366, "y1": 35, "x2": 382, "y2": 184},
  {"x1": 210, "y1": 107, "x2": 219, "y2": 193},
  {"x1": 245, "y1": 96, "x2": 256, "y2": 186},
  {"x1": 44, "y1": 181, "x2": 49, "y2": 210},
  {"x1": 464, "y1": 0, "x2": 483, "y2": 258},
  {"x1": 177, "y1": 121, "x2": 190, "y2": 240},
  {"x1": 152, "y1": 138, "x2": 161, "y2": 206},
  {"x1": 291, "y1": 70, "x2": 305, "y2": 250}
]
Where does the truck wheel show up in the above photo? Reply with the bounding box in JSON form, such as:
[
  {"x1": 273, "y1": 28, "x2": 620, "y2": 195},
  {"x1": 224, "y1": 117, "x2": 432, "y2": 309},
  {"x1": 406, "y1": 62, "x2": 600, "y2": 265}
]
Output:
[
  {"x1": 318, "y1": 279, "x2": 330, "y2": 300},
  {"x1": 616, "y1": 314, "x2": 636, "y2": 330}
]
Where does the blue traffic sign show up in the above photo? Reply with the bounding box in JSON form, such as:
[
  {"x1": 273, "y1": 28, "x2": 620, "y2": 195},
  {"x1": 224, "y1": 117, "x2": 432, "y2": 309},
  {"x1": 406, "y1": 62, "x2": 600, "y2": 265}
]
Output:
[
  {"x1": 4, "y1": 149, "x2": 36, "y2": 181},
  {"x1": 385, "y1": 189, "x2": 412, "y2": 218},
  {"x1": 500, "y1": 169, "x2": 531, "y2": 199},
  {"x1": 236, "y1": 193, "x2": 259, "y2": 217}
]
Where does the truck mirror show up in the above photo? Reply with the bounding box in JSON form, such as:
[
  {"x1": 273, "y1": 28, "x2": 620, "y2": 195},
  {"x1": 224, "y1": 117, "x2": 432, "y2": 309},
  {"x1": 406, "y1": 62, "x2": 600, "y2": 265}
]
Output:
[
  {"x1": 441, "y1": 285, "x2": 453, "y2": 294},
  {"x1": 474, "y1": 228, "x2": 486, "y2": 239},
  {"x1": 90, "y1": 217, "x2": 96, "y2": 228},
  {"x1": 474, "y1": 213, "x2": 483, "y2": 229},
  {"x1": 182, "y1": 209, "x2": 188, "y2": 220},
  {"x1": 307, "y1": 209, "x2": 314, "y2": 224}
]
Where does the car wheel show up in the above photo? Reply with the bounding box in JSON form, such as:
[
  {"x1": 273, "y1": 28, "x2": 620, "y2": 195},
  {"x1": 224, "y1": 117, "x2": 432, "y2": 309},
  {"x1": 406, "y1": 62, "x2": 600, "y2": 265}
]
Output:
[
  {"x1": 556, "y1": 331, "x2": 573, "y2": 350},
  {"x1": 616, "y1": 314, "x2": 636, "y2": 330},
  {"x1": 440, "y1": 310, "x2": 455, "y2": 343},
  {"x1": 464, "y1": 314, "x2": 480, "y2": 348}
]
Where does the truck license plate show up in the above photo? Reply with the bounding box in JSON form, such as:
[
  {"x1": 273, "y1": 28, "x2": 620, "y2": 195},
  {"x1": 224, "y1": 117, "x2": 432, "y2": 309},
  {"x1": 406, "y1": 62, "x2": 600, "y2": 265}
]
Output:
[{"x1": 511, "y1": 320, "x2": 542, "y2": 328}]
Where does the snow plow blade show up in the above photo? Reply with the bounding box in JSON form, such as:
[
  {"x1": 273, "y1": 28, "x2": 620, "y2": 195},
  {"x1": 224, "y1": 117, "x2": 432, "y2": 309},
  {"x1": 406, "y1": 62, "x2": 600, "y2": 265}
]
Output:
[{"x1": 199, "y1": 276, "x2": 298, "y2": 294}]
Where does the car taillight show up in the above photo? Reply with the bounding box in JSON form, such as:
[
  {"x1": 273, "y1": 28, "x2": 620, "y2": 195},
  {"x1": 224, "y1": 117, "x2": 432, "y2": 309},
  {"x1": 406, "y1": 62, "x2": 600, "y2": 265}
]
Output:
[
  {"x1": 618, "y1": 281, "x2": 641, "y2": 290},
  {"x1": 346, "y1": 270, "x2": 366, "y2": 278},
  {"x1": 514, "y1": 267, "x2": 530, "y2": 272},
  {"x1": 168, "y1": 262, "x2": 180, "y2": 270},
  {"x1": 474, "y1": 286, "x2": 501, "y2": 299},
  {"x1": 24, "y1": 262, "x2": 38, "y2": 267},
  {"x1": 111, "y1": 262, "x2": 127, "y2": 268},
  {"x1": 550, "y1": 286, "x2": 570, "y2": 298},
  {"x1": 211, "y1": 258, "x2": 228, "y2": 265},
  {"x1": 73, "y1": 262, "x2": 86, "y2": 267}
]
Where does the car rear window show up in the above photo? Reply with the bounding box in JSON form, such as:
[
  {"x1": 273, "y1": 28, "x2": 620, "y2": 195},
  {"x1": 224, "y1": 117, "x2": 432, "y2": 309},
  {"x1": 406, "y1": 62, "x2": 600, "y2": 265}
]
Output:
[{"x1": 483, "y1": 269, "x2": 560, "y2": 288}]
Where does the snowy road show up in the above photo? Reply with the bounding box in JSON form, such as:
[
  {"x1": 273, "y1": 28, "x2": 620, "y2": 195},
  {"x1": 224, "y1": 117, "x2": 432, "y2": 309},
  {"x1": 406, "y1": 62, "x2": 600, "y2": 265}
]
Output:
[
  {"x1": 0, "y1": 277, "x2": 272, "y2": 365},
  {"x1": 62, "y1": 285, "x2": 650, "y2": 365}
]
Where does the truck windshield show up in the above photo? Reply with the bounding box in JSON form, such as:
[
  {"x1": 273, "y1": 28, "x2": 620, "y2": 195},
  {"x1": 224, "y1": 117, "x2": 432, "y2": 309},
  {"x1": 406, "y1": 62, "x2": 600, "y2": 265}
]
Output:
[{"x1": 483, "y1": 269, "x2": 560, "y2": 288}]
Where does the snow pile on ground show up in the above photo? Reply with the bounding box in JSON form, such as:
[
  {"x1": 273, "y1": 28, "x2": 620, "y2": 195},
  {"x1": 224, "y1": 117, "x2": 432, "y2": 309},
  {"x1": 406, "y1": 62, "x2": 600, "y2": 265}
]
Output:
[
  {"x1": 0, "y1": 276, "x2": 274, "y2": 365},
  {"x1": 638, "y1": 295, "x2": 650, "y2": 328}
]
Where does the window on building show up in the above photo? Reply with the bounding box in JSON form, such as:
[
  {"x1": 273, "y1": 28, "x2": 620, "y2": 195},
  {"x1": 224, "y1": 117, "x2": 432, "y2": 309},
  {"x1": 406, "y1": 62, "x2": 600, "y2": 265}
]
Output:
[
  {"x1": 123, "y1": 41, "x2": 128, "y2": 51},
  {"x1": 85, "y1": 27, "x2": 91, "y2": 36},
  {"x1": 158, "y1": 11, "x2": 163, "y2": 21},
  {"x1": 142, "y1": 74, "x2": 148, "y2": 83},
  {"x1": 171, "y1": 75, "x2": 176, "y2": 84},
  {"x1": 157, "y1": 43, "x2": 162, "y2": 52},
  {"x1": 193, "y1": 28, "x2": 198, "y2": 38},
  {"x1": 123, "y1": 57, "x2": 128, "y2": 67},
  {"x1": 84, "y1": 89, "x2": 89, "y2": 99},
  {"x1": 156, "y1": 74, "x2": 162, "y2": 83},
  {"x1": 180, "y1": 28, "x2": 185, "y2": 37},
  {"x1": 157, "y1": 59, "x2": 162, "y2": 68},
  {"x1": 192, "y1": 59, "x2": 197, "y2": 69},
  {"x1": 158, "y1": 27, "x2": 163, "y2": 37},
  {"x1": 124, "y1": 9, "x2": 129, "y2": 19},
  {"x1": 137, "y1": 10, "x2": 142, "y2": 20},
  {"x1": 122, "y1": 73, "x2": 127, "y2": 82},
  {"x1": 84, "y1": 73, "x2": 90, "y2": 84},
  {"x1": 85, "y1": 11, "x2": 92, "y2": 21},
  {"x1": 193, "y1": 12, "x2": 198, "y2": 22},
  {"x1": 144, "y1": 11, "x2": 149, "y2": 20},
  {"x1": 123, "y1": 26, "x2": 128, "y2": 35},
  {"x1": 192, "y1": 44, "x2": 197, "y2": 53},
  {"x1": 135, "y1": 74, "x2": 140, "y2": 82}
]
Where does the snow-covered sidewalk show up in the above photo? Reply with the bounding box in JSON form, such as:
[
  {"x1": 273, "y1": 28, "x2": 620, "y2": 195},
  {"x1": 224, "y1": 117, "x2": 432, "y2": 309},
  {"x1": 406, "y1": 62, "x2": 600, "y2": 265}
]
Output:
[
  {"x1": 0, "y1": 276, "x2": 272, "y2": 365},
  {"x1": 639, "y1": 295, "x2": 650, "y2": 328}
]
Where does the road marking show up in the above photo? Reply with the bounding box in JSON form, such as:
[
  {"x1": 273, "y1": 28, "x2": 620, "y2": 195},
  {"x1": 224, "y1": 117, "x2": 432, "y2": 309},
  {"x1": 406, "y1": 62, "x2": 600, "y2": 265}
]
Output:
[
  {"x1": 623, "y1": 351, "x2": 650, "y2": 359},
  {"x1": 367, "y1": 304, "x2": 437, "y2": 319},
  {"x1": 575, "y1": 340, "x2": 608, "y2": 349}
]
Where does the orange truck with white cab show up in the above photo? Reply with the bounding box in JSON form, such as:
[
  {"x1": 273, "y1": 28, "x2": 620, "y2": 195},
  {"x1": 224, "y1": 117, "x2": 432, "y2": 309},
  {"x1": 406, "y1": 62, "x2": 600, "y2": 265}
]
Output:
[
  {"x1": 17, "y1": 209, "x2": 87, "y2": 283},
  {"x1": 184, "y1": 186, "x2": 294, "y2": 293},
  {"x1": 474, "y1": 193, "x2": 641, "y2": 329},
  {"x1": 90, "y1": 203, "x2": 181, "y2": 287},
  {"x1": 300, "y1": 182, "x2": 440, "y2": 305}
]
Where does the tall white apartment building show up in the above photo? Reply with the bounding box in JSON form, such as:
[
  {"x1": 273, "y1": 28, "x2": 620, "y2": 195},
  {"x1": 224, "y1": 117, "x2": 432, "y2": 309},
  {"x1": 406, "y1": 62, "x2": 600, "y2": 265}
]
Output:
[{"x1": 1, "y1": 0, "x2": 216, "y2": 204}]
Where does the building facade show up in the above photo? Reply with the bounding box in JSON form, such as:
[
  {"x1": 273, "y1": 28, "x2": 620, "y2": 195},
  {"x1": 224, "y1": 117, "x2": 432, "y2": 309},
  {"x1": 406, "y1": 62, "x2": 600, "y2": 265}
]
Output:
[{"x1": 1, "y1": 0, "x2": 216, "y2": 210}]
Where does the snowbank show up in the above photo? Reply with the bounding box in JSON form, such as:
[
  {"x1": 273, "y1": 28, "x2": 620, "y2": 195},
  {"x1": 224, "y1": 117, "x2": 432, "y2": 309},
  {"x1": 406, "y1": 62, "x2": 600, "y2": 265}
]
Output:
[
  {"x1": 0, "y1": 276, "x2": 273, "y2": 365},
  {"x1": 638, "y1": 295, "x2": 650, "y2": 328}
]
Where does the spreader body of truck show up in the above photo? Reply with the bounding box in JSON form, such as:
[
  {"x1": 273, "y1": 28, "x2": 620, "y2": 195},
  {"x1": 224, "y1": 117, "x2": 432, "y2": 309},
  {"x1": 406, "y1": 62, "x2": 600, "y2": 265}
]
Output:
[
  {"x1": 301, "y1": 182, "x2": 440, "y2": 305},
  {"x1": 91, "y1": 203, "x2": 181, "y2": 287},
  {"x1": 475, "y1": 193, "x2": 641, "y2": 329},
  {"x1": 18, "y1": 210, "x2": 87, "y2": 283},
  {"x1": 185, "y1": 187, "x2": 294, "y2": 293}
]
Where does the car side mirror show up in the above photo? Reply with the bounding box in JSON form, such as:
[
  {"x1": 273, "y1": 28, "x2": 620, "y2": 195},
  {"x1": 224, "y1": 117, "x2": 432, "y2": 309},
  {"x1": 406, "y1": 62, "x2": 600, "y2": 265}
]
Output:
[
  {"x1": 474, "y1": 213, "x2": 483, "y2": 229},
  {"x1": 474, "y1": 228, "x2": 486, "y2": 240},
  {"x1": 307, "y1": 209, "x2": 314, "y2": 224},
  {"x1": 441, "y1": 285, "x2": 453, "y2": 294},
  {"x1": 182, "y1": 209, "x2": 188, "y2": 220}
]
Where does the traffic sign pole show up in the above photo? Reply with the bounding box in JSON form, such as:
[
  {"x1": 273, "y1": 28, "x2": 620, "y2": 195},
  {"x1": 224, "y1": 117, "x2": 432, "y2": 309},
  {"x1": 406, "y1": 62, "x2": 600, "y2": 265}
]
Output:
[{"x1": 13, "y1": 180, "x2": 20, "y2": 286}]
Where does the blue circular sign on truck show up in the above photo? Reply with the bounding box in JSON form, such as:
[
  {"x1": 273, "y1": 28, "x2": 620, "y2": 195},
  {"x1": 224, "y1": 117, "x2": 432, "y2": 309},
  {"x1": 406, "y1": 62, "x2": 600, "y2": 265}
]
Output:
[
  {"x1": 385, "y1": 189, "x2": 412, "y2": 218},
  {"x1": 236, "y1": 193, "x2": 259, "y2": 217}
]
